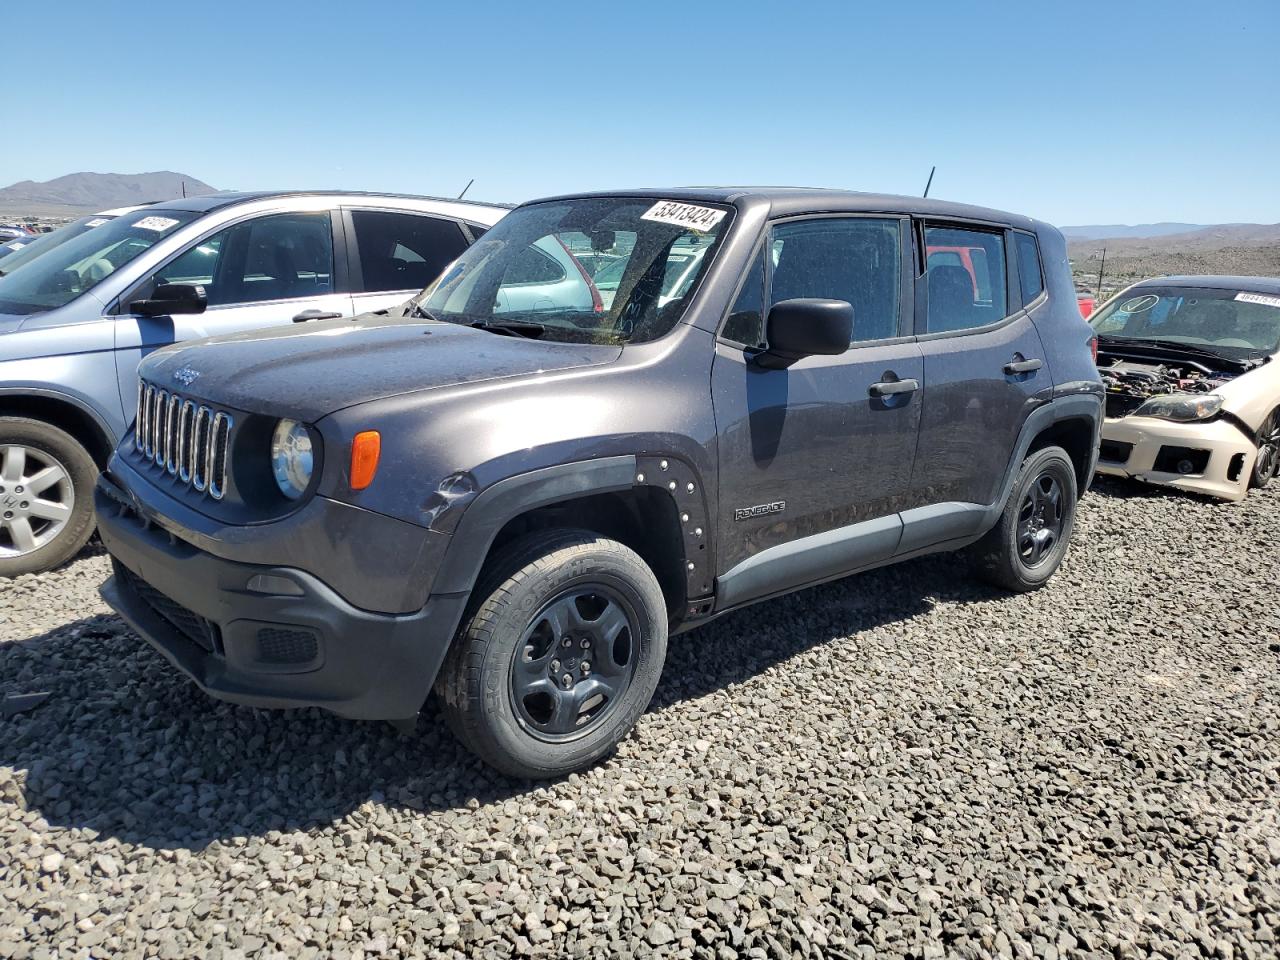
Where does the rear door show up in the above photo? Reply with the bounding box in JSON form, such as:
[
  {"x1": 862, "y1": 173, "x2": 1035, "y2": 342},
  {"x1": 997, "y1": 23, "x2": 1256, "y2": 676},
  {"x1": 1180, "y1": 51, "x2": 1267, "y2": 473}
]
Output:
[
  {"x1": 346, "y1": 208, "x2": 472, "y2": 315},
  {"x1": 711, "y1": 215, "x2": 922, "y2": 597},
  {"x1": 910, "y1": 221, "x2": 1051, "y2": 507},
  {"x1": 113, "y1": 207, "x2": 355, "y2": 419}
]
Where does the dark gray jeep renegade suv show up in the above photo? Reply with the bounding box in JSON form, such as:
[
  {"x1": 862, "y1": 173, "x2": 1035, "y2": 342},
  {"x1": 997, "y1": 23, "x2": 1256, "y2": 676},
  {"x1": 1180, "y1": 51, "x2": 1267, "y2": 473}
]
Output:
[{"x1": 96, "y1": 189, "x2": 1103, "y2": 778}]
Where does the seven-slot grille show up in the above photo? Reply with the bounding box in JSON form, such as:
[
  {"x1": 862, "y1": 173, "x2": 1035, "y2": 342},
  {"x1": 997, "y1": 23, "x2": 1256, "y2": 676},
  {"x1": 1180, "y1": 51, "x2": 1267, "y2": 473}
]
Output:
[{"x1": 134, "y1": 379, "x2": 233, "y2": 499}]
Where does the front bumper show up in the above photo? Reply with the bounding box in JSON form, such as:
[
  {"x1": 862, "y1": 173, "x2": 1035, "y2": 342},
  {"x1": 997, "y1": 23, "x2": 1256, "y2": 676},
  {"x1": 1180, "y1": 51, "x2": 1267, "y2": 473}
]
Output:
[
  {"x1": 1095, "y1": 414, "x2": 1256, "y2": 502},
  {"x1": 96, "y1": 475, "x2": 467, "y2": 720}
]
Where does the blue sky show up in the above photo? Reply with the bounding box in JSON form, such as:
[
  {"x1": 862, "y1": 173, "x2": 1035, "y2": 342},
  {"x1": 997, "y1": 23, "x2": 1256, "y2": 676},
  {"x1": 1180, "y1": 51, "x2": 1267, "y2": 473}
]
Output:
[{"x1": 4, "y1": 0, "x2": 1278, "y2": 226}]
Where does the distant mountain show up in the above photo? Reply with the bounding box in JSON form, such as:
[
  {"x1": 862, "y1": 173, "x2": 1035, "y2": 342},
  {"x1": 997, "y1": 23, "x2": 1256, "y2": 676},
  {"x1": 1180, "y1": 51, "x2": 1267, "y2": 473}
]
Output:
[
  {"x1": 1060, "y1": 223, "x2": 1209, "y2": 241},
  {"x1": 0, "y1": 171, "x2": 218, "y2": 216},
  {"x1": 1068, "y1": 222, "x2": 1280, "y2": 297}
]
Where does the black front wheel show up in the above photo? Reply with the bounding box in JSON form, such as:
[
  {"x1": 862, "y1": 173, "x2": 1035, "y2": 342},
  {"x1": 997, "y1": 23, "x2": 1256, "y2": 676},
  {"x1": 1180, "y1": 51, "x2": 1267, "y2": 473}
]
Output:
[
  {"x1": 436, "y1": 529, "x2": 668, "y2": 779},
  {"x1": 969, "y1": 445, "x2": 1078, "y2": 592}
]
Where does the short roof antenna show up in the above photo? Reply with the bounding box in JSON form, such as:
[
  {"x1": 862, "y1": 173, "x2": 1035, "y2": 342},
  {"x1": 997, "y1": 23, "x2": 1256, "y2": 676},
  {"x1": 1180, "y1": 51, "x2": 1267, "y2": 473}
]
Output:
[
  {"x1": 922, "y1": 166, "x2": 936, "y2": 199},
  {"x1": 457, "y1": 178, "x2": 475, "y2": 200}
]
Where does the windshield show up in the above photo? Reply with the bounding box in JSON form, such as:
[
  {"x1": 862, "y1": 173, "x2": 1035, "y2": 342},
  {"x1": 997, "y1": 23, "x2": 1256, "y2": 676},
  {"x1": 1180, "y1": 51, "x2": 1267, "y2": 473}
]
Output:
[
  {"x1": 1090, "y1": 285, "x2": 1280, "y2": 358},
  {"x1": 0, "y1": 210, "x2": 198, "y2": 315},
  {"x1": 412, "y1": 197, "x2": 731, "y2": 343},
  {"x1": 0, "y1": 213, "x2": 131, "y2": 278},
  {"x1": 0, "y1": 237, "x2": 35, "y2": 260}
]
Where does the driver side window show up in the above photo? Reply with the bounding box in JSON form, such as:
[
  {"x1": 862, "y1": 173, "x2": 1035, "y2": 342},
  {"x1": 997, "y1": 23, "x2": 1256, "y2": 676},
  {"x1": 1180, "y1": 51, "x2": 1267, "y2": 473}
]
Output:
[
  {"x1": 156, "y1": 236, "x2": 223, "y2": 288},
  {"x1": 146, "y1": 212, "x2": 333, "y2": 308}
]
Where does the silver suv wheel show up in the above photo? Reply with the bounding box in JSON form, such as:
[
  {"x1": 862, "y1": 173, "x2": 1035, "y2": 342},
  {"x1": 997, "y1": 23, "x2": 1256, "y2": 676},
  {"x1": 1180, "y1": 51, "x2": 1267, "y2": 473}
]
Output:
[{"x1": 0, "y1": 444, "x2": 75, "y2": 558}]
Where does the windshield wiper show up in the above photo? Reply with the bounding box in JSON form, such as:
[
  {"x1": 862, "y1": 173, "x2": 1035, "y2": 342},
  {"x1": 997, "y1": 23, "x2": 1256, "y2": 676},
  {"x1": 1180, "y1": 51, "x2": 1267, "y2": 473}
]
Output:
[
  {"x1": 405, "y1": 301, "x2": 440, "y2": 321},
  {"x1": 470, "y1": 319, "x2": 546, "y2": 339}
]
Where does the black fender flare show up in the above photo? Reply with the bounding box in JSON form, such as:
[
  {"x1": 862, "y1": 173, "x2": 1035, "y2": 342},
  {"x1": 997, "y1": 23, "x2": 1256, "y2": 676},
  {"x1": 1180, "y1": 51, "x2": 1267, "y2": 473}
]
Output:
[
  {"x1": 985, "y1": 393, "x2": 1102, "y2": 526},
  {"x1": 431, "y1": 456, "x2": 637, "y2": 595},
  {"x1": 430, "y1": 453, "x2": 713, "y2": 601}
]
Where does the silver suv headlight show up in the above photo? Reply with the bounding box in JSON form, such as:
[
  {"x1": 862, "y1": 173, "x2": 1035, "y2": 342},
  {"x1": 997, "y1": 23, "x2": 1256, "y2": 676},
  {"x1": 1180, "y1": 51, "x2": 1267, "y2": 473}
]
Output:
[
  {"x1": 271, "y1": 419, "x2": 314, "y2": 499},
  {"x1": 1135, "y1": 394, "x2": 1224, "y2": 422}
]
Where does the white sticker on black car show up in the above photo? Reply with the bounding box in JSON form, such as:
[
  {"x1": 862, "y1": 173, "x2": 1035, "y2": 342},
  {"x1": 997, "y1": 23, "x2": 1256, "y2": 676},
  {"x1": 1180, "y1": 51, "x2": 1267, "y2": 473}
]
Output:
[
  {"x1": 641, "y1": 200, "x2": 726, "y2": 233},
  {"x1": 1236, "y1": 292, "x2": 1280, "y2": 309},
  {"x1": 133, "y1": 216, "x2": 180, "y2": 232}
]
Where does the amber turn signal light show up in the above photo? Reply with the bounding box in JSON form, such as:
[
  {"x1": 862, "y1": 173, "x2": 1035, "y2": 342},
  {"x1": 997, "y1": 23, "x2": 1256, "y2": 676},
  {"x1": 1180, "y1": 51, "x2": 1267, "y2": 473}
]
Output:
[{"x1": 350, "y1": 431, "x2": 381, "y2": 490}]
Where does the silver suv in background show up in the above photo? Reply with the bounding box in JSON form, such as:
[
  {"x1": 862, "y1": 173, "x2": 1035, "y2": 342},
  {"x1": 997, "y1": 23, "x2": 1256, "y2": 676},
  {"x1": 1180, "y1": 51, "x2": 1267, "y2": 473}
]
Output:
[{"x1": 0, "y1": 191, "x2": 507, "y2": 574}]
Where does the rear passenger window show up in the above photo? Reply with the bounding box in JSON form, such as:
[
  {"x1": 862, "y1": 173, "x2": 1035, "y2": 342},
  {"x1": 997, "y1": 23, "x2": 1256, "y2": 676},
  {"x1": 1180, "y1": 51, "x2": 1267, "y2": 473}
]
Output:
[
  {"x1": 721, "y1": 252, "x2": 765, "y2": 347},
  {"x1": 923, "y1": 225, "x2": 1007, "y2": 333},
  {"x1": 352, "y1": 211, "x2": 469, "y2": 293},
  {"x1": 768, "y1": 218, "x2": 902, "y2": 343},
  {"x1": 1015, "y1": 232, "x2": 1044, "y2": 303}
]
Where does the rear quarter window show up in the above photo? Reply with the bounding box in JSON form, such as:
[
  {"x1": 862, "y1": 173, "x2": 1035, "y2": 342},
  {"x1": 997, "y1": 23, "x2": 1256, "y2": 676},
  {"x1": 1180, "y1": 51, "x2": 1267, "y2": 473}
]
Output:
[{"x1": 1015, "y1": 232, "x2": 1044, "y2": 303}]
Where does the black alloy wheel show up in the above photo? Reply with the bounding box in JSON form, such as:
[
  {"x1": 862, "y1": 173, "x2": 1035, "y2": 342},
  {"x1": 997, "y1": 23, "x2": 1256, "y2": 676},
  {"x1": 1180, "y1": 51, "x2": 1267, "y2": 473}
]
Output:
[
  {"x1": 509, "y1": 587, "x2": 639, "y2": 740},
  {"x1": 1016, "y1": 471, "x2": 1065, "y2": 568},
  {"x1": 1252, "y1": 413, "x2": 1280, "y2": 488}
]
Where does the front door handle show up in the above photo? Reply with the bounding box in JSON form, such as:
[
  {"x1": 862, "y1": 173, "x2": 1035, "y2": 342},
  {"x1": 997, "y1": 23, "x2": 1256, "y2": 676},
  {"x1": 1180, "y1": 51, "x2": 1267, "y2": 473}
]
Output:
[
  {"x1": 869, "y1": 378, "x2": 920, "y2": 397},
  {"x1": 1003, "y1": 357, "x2": 1043, "y2": 375},
  {"x1": 292, "y1": 309, "x2": 344, "y2": 323}
]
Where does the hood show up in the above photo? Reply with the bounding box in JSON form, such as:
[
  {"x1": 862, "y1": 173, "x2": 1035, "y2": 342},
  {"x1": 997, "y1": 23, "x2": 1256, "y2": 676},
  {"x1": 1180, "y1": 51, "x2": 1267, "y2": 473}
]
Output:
[{"x1": 138, "y1": 314, "x2": 623, "y2": 421}]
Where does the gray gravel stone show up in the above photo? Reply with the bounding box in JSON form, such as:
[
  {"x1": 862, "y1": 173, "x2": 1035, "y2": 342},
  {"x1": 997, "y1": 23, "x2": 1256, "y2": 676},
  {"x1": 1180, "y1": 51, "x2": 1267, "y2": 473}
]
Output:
[{"x1": 2, "y1": 483, "x2": 1279, "y2": 958}]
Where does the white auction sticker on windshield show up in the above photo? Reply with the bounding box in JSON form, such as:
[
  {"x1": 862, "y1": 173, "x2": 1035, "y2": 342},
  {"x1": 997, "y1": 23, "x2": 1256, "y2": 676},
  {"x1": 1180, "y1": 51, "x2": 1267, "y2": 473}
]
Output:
[
  {"x1": 641, "y1": 200, "x2": 726, "y2": 233},
  {"x1": 1236, "y1": 291, "x2": 1280, "y2": 309},
  {"x1": 133, "y1": 215, "x2": 179, "y2": 232},
  {"x1": 84, "y1": 217, "x2": 109, "y2": 228},
  {"x1": 6, "y1": 241, "x2": 23, "y2": 250}
]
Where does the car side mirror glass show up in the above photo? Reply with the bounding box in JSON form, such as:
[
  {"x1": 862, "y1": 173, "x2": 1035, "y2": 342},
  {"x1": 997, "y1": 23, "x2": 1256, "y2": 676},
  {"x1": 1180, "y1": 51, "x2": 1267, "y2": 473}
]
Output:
[
  {"x1": 130, "y1": 283, "x2": 208, "y2": 318},
  {"x1": 756, "y1": 298, "x2": 853, "y2": 368}
]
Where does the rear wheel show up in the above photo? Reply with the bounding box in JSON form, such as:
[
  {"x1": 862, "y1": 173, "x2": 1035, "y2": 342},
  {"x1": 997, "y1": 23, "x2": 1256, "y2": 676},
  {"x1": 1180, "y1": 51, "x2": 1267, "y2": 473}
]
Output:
[
  {"x1": 436, "y1": 529, "x2": 668, "y2": 779},
  {"x1": 0, "y1": 418, "x2": 98, "y2": 577},
  {"x1": 1250, "y1": 411, "x2": 1279, "y2": 489},
  {"x1": 969, "y1": 445, "x2": 1078, "y2": 592}
]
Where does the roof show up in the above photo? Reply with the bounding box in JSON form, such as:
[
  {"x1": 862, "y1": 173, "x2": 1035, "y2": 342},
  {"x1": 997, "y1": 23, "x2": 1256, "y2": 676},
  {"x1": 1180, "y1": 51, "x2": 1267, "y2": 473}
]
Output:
[
  {"x1": 1130, "y1": 275, "x2": 1280, "y2": 296},
  {"x1": 150, "y1": 190, "x2": 514, "y2": 216},
  {"x1": 529, "y1": 186, "x2": 1040, "y2": 230}
]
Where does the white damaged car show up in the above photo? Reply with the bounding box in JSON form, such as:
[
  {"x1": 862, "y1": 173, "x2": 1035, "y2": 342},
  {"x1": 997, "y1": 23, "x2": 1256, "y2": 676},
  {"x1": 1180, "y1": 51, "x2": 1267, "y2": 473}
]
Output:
[{"x1": 1092, "y1": 276, "x2": 1280, "y2": 500}]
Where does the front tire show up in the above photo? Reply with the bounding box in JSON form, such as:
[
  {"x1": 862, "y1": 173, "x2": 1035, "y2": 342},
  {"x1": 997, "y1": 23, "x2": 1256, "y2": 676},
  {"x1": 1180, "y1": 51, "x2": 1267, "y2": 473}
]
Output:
[
  {"x1": 1250, "y1": 411, "x2": 1279, "y2": 489},
  {"x1": 0, "y1": 418, "x2": 98, "y2": 577},
  {"x1": 436, "y1": 529, "x2": 668, "y2": 779},
  {"x1": 969, "y1": 445, "x2": 1078, "y2": 592}
]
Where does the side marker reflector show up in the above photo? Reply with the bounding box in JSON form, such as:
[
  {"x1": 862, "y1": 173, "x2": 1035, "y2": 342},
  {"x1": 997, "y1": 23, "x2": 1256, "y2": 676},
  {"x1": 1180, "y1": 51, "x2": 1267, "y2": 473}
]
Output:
[{"x1": 350, "y1": 431, "x2": 381, "y2": 490}]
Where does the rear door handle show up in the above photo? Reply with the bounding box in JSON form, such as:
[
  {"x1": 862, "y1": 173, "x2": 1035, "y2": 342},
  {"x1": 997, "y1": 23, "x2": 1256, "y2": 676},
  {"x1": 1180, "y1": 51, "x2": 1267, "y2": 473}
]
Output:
[
  {"x1": 1003, "y1": 357, "x2": 1043, "y2": 374},
  {"x1": 869, "y1": 378, "x2": 920, "y2": 397},
  {"x1": 292, "y1": 309, "x2": 344, "y2": 323}
]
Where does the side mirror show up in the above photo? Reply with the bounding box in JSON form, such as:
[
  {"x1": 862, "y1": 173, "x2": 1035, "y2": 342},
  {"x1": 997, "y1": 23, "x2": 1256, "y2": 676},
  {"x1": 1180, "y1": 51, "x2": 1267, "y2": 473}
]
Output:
[
  {"x1": 756, "y1": 298, "x2": 853, "y2": 368},
  {"x1": 130, "y1": 283, "x2": 208, "y2": 318}
]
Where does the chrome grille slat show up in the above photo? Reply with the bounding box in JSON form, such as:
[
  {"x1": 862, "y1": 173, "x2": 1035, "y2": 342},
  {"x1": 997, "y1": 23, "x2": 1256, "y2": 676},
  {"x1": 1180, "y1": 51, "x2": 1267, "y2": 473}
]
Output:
[
  {"x1": 178, "y1": 401, "x2": 195, "y2": 482},
  {"x1": 134, "y1": 379, "x2": 233, "y2": 501},
  {"x1": 142, "y1": 385, "x2": 156, "y2": 458},
  {"x1": 135, "y1": 381, "x2": 147, "y2": 450},
  {"x1": 165, "y1": 394, "x2": 181, "y2": 474},
  {"x1": 208, "y1": 412, "x2": 232, "y2": 500},
  {"x1": 192, "y1": 406, "x2": 211, "y2": 492}
]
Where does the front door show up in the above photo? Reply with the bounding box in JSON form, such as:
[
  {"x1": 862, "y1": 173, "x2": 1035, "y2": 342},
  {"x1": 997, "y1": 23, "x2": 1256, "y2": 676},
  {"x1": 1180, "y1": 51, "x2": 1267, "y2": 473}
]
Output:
[
  {"x1": 113, "y1": 210, "x2": 354, "y2": 419},
  {"x1": 711, "y1": 216, "x2": 922, "y2": 603}
]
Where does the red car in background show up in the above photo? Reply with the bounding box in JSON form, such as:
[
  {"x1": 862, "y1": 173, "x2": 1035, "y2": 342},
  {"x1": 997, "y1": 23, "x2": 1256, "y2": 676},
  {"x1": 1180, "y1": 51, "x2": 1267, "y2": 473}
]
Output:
[{"x1": 926, "y1": 243, "x2": 1096, "y2": 318}]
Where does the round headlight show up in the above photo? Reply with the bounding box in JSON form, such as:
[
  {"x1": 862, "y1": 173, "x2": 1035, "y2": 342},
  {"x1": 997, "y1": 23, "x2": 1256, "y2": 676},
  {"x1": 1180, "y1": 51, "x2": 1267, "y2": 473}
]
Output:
[{"x1": 271, "y1": 419, "x2": 313, "y2": 500}]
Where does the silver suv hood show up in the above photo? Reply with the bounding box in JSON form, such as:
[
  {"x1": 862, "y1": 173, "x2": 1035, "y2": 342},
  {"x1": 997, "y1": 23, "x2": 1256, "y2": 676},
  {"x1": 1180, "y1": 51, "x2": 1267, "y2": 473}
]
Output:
[{"x1": 138, "y1": 314, "x2": 623, "y2": 421}]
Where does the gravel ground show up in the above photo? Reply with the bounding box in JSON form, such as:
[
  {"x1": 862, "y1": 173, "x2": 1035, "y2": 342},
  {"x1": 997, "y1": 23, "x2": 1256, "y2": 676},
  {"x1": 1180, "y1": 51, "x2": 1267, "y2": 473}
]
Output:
[{"x1": 1, "y1": 478, "x2": 1278, "y2": 959}]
